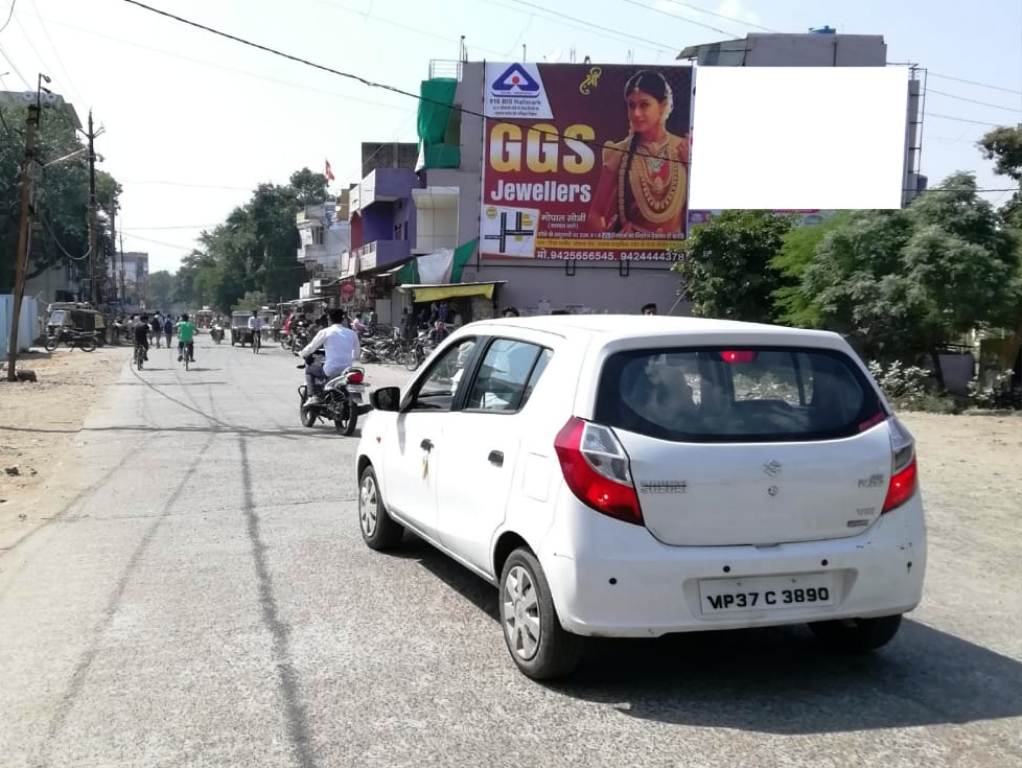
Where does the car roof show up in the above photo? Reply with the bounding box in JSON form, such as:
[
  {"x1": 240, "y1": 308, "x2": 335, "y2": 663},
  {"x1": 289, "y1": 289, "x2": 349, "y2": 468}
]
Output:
[{"x1": 466, "y1": 314, "x2": 841, "y2": 343}]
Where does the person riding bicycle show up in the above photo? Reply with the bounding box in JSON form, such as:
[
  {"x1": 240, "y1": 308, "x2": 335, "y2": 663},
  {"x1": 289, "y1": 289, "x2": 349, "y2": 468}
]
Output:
[
  {"x1": 248, "y1": 310, "x2": 264, "y2": 348},
  {"x1": 176, "y1": 313, "x2": 196, "y2": 363},
  {"x1": 133, "y1": 313, "x2": 151, "y2": 361},
  {"x1": 300, "y1": 308, "x2": 360, "y2": 406}
]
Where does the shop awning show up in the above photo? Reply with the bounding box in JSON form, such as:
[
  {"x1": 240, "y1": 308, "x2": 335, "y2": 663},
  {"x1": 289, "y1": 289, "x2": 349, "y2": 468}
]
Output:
[{"x1": 398, "y1": 281, "x2": 506, "y2": 303}]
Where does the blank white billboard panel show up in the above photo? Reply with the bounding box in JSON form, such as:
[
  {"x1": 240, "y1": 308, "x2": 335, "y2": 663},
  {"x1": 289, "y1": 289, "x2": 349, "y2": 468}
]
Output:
[{"x1": 689, "y1": 67, "x2": 909, "y2": 210}]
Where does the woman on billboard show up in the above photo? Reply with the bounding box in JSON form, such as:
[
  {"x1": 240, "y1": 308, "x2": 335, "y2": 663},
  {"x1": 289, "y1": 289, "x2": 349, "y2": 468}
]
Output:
[{"x1": 587, "y1": 70, "x2": 690, "y2": 235}]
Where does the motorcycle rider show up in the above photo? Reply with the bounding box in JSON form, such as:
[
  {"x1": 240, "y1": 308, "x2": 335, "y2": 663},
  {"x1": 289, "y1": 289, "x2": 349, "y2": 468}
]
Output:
[{"x1": 300, "y1": 308, "x2": 360, "y2": 406}]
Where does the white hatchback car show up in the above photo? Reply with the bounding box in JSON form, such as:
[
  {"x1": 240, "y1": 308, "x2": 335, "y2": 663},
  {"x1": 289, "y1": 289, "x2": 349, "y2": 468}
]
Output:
[{"x1": 356, "y1": 316, "x2": 926, "y2": 679}]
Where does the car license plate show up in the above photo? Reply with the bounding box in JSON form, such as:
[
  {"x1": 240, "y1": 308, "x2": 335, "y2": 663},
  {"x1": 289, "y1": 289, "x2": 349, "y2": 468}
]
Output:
[{"x1": 698, "y1": 573, "x2": 836, "y2": 614}]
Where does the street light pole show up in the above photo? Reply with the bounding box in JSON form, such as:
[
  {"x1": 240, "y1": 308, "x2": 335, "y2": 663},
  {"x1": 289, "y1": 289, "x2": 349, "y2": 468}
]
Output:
[{"x1": 5, "y1": 75, "x2": 48, "y2": 382}]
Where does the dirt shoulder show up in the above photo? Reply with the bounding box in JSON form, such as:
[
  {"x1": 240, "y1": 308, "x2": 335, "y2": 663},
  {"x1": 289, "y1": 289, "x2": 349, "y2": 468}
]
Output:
[{"x1": 0, "y1": 346, "x2": 130, "y2": 542}]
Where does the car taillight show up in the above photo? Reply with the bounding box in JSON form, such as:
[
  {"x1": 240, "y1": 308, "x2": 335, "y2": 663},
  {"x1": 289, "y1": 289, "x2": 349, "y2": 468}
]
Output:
[
  {"x1": 882, "y1": 417, "x2": 918, "y2": 513},
  {"x1": 346, "y1": 371, "x2": 364, "y2": 385},
  {"x1": 554, "y1": 417, "x2": 643, "y2": 525}
]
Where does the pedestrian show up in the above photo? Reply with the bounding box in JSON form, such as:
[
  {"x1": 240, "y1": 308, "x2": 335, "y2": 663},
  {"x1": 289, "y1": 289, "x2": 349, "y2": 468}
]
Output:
[
  {"x1": 150, "y1": 313, "x2": 163, "y2": 348},
  {"x1": 398, "y1": 308, "x2": 414, "y2": 341},
  {"x1": 163, "y1": 315, "x2": 174, "y2": 348},
  {"x1": 437, "y1": 301, "x2": 449, "y2": 324},
  {"x1": 641, "y1": 302, "x2": 657, "y2": 315}
]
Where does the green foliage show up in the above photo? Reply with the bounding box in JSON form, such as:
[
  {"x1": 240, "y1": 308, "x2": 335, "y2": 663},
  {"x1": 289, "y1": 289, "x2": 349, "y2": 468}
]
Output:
[
  {"x1": 791, "y1": 173, "x2": 1021, "y2": 360},
  {"x1": 289, "y1": 167, "x2": 329, "y2": 206},
  {"x1": 172, "y1": 182, "x2": 303, "y2": 313},
  {"x1": 867, "y1": 359, "x2": 959, "y2": 413},
  {"x1": 674, "y1": 211, "x2": 793, "y2": 322},
  {"x1": 0, "y1": 105, "x2": 121, "y2": 292},
  {"x1": 147, "y1": 270, "x2": 176, "y2": 310},
  {"x1": 232, "y1": 290, "x2": 268, "y2": 312},
  {"x1": 771, "y1": 213, "x2": 849, "y2": 327},
  {"x1": 978, "y1": 126, "x2": 1022, "y2": 182}
]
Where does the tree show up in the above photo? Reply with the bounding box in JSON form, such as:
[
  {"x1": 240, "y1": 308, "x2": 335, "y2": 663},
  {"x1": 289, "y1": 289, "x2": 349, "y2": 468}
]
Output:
[
  {"x1": 148, "y1": 270, "x2": 176, "y2": 309},
  {"x1": 231, "y1": 290, "x2": 268, "y2": 312},
  {"x1": 0, "y1": 104, "x2": 121, "y2": 293},
  {"x1": 673, "y1": 211, "x2": 793, "y2": 322},
  {"x1": 979, "y1": 125, "x2": 1022, "y2": 228},
  {"x1": 166, "y1": 169, "x2": 310, "y2": 312},
  {"x1": 771, "y1": 213, "x2": 849, "y2": 327},
  {"x1": 794, "y1": 173, "x2": 1021, "y2": 362},
  {"x1": 289, "y1": 167, "x2": 329, "y2": 207},
  {"x1": 978, "y1": 126, "x2": 1022, "y2": 182}
]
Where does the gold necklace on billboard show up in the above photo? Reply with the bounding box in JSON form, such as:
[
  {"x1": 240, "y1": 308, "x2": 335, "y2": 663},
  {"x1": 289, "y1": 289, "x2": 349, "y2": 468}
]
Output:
[{"x1": 633, "y1": 137, "x2": 684, "y2": 224}]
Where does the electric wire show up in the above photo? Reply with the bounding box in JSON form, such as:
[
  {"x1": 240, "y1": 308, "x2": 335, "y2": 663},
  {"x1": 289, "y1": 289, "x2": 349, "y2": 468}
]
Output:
[
  {"x1": 0, "y1": 0, "x2": 17, "y2": 35},
  {"x1": 118, "y1": 0, "x2": 692, "y2": 169}
]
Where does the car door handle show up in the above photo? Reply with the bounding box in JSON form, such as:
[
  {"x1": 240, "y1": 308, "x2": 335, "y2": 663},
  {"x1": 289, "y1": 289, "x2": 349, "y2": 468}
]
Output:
[
  {"x1": 488, "y1": 450, "x2": 504, "y2": 467},
  {"x1": 420, "y1": 439, "x2": 434, "y2": 451}
]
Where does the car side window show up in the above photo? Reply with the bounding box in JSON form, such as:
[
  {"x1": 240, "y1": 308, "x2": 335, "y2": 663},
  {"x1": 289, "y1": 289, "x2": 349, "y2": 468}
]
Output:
[
  {"x1": 411, "y1": 339, "x2": 477, "y2": 411},
  {"x1": 465, "y1": 340, "x2": 548, "y2": 413}
]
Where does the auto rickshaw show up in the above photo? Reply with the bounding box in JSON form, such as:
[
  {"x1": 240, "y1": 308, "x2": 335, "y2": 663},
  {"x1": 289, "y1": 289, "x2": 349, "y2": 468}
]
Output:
[
  {"x1": 230, "y1": 311, "x2": 254, "y2": 346},
  {"x1": 46, "y1": 302, "x2": 108, "y2": 346}
]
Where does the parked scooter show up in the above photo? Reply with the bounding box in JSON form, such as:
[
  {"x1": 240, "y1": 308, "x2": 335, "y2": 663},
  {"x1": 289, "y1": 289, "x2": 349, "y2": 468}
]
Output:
[{"x1": 296, "y1": 351, "x2": 370, "y2": 436}]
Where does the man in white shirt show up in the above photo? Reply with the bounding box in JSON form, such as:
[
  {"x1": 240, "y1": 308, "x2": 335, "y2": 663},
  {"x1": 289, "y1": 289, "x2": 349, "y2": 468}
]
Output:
[
  {"x1": 247, "y1": 310, "x2": 264, "y2": 348},
  {"x1": 300, "y1": 308, "x2": 360, "y2": 404}
]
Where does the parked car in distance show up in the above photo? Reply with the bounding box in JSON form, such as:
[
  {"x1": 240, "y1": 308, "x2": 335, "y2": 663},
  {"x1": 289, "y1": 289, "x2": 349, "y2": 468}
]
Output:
[{"x1": 356, "y1": 316, "x2": 926, "y2": 680}]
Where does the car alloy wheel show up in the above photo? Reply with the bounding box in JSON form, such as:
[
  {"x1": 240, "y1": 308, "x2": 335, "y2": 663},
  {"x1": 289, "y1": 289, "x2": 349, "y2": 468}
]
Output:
[
  {"x1": 359, "y1": 473, "x2": 379, "y2": 539},
  {"x1": 502, "y1": 564, "x2": 542, "y2": 661},
  {"x1": 357, "y1": 466, "x2": 404, "y2": 550}
]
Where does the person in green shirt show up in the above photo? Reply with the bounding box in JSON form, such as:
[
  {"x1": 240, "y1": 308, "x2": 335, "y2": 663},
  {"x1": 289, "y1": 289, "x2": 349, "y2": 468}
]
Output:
[{"x1": 176, "y1": 314, "x2": 197, "y2": 363}]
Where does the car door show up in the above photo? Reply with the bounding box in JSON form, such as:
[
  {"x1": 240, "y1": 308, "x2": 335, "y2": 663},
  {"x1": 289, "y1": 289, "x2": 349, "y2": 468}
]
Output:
[
  {"x1": 436, "y1": 339, "x2": 553, "y2": 572},
  {"x1": 380, "y1": 337, "x2": 480, "y2": 540}
]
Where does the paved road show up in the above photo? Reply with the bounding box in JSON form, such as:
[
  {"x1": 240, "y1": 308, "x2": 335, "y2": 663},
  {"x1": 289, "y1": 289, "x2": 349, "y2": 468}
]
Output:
[{"x1": 2, "y1": 336, "x2": 1020, "y2": 767}]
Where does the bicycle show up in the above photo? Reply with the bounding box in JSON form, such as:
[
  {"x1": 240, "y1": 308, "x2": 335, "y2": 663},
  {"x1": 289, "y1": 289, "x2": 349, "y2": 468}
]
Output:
[
  {"x1": 134, "y1": 344, "x2": 145, "y2": 371},
  {"x1": 179, "y1": 341, "x2": 194, "y2": 371}
]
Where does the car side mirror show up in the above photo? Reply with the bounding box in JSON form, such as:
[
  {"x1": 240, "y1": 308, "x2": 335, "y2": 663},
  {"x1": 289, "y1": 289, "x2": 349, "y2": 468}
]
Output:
[{"x1": 371, "y1": 386, "x2": 401, "y2": 412}]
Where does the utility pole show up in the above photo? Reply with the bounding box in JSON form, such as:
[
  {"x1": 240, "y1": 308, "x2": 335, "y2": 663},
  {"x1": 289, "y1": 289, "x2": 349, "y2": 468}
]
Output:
[
  {"x1": 86, "y1": 110, "x2": 98, "y2": 304},
  {"x1": 5, "y1": 76, "x2": 46, "y2": 382},
  {"x1": 119, "y1": 232, "x2": 126, "y2": 309}
]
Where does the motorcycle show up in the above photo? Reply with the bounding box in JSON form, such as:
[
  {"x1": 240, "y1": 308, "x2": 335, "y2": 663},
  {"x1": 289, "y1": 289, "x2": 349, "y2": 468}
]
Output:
[
  {"x1": 44, "y1": 329, "x2": 97, "y2": 353},
  {"x1": 210, "y1": 324, "x2": 224, "y2": 344},
  {"x1": 296, "y1": 352, "x2": 369, "y2": 436}
]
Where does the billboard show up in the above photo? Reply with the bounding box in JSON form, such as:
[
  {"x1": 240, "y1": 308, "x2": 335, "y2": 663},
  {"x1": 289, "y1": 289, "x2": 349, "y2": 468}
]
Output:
[
  {"x1": 481, "y1": 63, "x2": 693, "y2": 261},
  {"x1": 689, "y1": 67, "x2": 910, "y2": 210}
]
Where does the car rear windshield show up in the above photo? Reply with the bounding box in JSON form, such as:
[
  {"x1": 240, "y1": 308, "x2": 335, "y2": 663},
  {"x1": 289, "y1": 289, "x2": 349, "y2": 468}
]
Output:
[{"x1": 596, "y1": 347, "x2": 885, "y2": 443}]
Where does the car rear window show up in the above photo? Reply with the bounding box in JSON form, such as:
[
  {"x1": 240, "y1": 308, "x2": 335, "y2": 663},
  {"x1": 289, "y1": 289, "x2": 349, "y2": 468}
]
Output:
[{"x1": 596, "y1": 347, "x2": 885, "y2": 443}]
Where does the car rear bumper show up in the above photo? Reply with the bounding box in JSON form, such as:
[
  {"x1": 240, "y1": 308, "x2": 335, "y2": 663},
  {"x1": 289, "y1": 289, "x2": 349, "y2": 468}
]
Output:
[{"x1": 541, "y1": 493, "x2": 926, "y2": 638}]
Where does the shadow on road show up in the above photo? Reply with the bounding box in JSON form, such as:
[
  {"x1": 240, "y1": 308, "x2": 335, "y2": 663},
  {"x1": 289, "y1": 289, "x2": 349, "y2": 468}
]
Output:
[{"x1": 394, "y1": 534, "x2": 1022, "y2": 735}]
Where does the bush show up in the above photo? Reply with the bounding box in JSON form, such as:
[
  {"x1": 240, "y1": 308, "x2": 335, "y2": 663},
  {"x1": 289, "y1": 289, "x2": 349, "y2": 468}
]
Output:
[
  {"x1": 968, "y1": 368, "x2": 1019, "y2": 409},
  {"x1": 867, "y1": 360, "x2": 959, "y2": 413}
]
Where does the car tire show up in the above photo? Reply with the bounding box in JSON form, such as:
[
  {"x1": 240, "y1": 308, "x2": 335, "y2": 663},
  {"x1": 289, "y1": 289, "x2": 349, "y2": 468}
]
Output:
[
  {"x1": 358, "y1": 466, "x2": 403, "y2": 550},
  {"x1": 809, "y1": 614, "x2": 902, "y2": 652},
  {"x1": 499, "y1": 548, "x2": 581, "y2": 680}
]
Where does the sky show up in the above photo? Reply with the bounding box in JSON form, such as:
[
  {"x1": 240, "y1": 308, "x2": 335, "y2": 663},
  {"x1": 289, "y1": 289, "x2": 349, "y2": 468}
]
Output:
[{"x1": 0, "y1": 0, "x2": 1020, "y2": 273}]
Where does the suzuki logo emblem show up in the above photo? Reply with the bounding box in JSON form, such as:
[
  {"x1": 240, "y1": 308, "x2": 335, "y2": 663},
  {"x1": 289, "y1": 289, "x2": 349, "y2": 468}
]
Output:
[{"x1": 763, "y1": 460, "x2": 782, "y2": 478}]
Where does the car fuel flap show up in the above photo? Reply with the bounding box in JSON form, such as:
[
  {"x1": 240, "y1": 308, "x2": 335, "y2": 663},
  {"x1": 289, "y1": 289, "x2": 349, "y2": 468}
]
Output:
[{"x1": 616, "y1": 424, "x2": 892, "y2": 546}]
